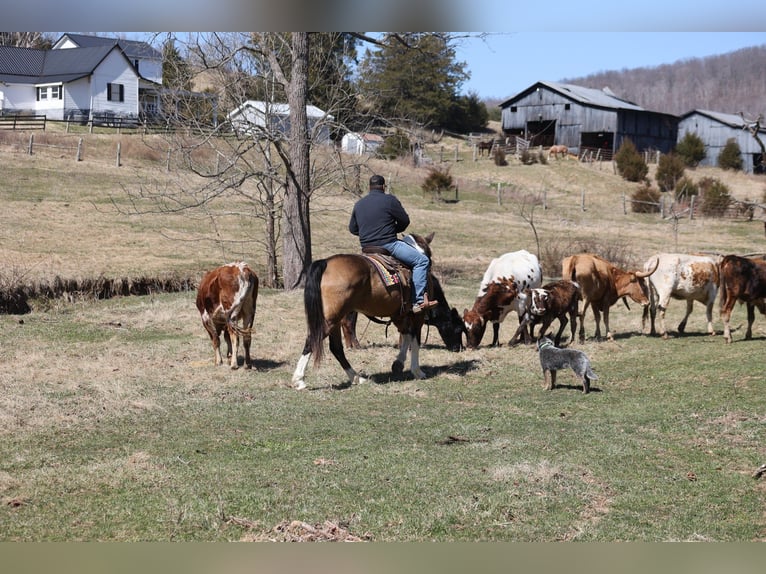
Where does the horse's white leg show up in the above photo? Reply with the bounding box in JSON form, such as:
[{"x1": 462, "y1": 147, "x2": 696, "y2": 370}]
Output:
[
  {"x1": 409, "y1": 336, "x2": 426, "y2": 380},
  {"x1": 291, "y1": 352, "x2": 312, "y2": 390},
  {"x1": 392, "y1": 334, "x2": 410, "y2": 375}
]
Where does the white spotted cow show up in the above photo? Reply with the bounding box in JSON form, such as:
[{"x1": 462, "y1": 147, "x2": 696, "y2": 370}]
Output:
[
  {"x1": 641, "y1": 253, "x2": 721, "y2": 339},
  {"x1": 463, "y1": 250, "x2": 543, "y2": 348}
]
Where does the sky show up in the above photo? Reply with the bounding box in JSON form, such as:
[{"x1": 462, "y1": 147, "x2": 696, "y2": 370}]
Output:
[{"x1": 454, "y1": 32, "x2": 766, "y2": 100}]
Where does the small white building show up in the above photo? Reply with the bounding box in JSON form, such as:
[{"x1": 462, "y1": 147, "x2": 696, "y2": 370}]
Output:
[
  {"x1": 227, "y1": 100, "x2": 333, "y2": 144},
  {"x1": 341, "y1": 132, "x2": 384, "y2": 155}
]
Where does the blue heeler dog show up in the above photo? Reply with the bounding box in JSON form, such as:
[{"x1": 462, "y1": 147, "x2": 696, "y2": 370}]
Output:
[{"x1": 537, "y1": 336, "x2": 598, "y2": 394}]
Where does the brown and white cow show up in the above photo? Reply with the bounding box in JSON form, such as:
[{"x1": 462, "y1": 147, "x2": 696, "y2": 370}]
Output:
[
  {"x1": 462, "y1": 276, "x2": 520, "y2": 348},
  {"x1": 641, "y1": 253, "x2": 721, "y2": 339},
  {"x1": 196, "y1": 261, "x2": 259, "y2": 368},
  {"x1": 463, "y1": 250, "x2": 542, "y2": 348},
  {"x1": 562, "y1": 253, "x2": 657, "y2": 342},
  {"x1": 719, "y1": 254, "x2": 766, "y2": 344},
  {"x1": 511, "y1": 279, "x2": 581, "y2": 347}
]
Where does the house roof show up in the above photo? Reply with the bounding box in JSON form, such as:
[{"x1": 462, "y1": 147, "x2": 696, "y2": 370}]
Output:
[
  {"x1": 228, "y1": 100, "x2": 332, "y2": 120},
  {"x1": 500, "y1": 81, "x2": 646, "y2": 112},
  {"x1": 680, "y1": 109, "x2": 766, "y2": 133},
  {"x1": 53, "y1": 33, "x2": 162, "y2": 60},
  {"x1": 0, "y1": 44, "x2": 131, "y2": 84}
]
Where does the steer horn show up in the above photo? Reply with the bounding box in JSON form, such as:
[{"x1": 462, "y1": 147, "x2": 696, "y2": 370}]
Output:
[{"x1": 635, "y1": 256, "x2": 659, "y2": 278}]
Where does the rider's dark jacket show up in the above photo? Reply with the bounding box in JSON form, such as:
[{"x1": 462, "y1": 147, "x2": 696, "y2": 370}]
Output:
[{"x1": 348, "y1": 189, "x2": 410, "y2": 247}]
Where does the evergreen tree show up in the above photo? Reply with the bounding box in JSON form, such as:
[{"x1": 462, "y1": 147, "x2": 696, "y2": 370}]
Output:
[
  {"x1": 356, "y1": 33, "x2": 469, "y2": 128},
  {"x1": 717, "y1": 138, "x2": 743, "y2": 171},
  {"x1": 675, "y1": 131, "x2": 706, "y2": 167},
  {"x1": 614, "y1": 138, "x2": 648, "y2": 182}
]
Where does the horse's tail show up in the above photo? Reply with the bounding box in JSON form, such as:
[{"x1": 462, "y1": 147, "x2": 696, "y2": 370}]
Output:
[{"x1": 304, "y1": 258, "x2": 328, "y2": 367}]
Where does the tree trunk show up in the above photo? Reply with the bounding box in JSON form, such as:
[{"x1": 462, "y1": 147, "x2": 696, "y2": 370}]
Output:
[{"x1": 281, "y1": 32, "x2": 312, "y2": 290}]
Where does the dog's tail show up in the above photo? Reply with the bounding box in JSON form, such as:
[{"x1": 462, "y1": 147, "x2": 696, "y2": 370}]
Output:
[{"x1": 585, "y1": 366, "x2": 598, "y2": 380}]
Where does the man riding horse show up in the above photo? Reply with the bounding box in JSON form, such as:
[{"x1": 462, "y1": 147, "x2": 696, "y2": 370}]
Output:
[{"x1": 349, "y1": 175, "x2": 438, "y2": 314}]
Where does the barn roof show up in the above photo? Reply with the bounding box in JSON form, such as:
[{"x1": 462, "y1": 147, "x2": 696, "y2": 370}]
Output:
[
  {"x1": 679, "y1": 109, "x2": 766, "y2": 133},
  {"x1": 500, "y1": 81, "x2": 646, "y2": 112}
]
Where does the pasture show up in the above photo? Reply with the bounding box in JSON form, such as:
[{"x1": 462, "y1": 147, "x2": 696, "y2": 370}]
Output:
[{"x1": 0, "y1": 130, "x2": 765, "y2": 541}]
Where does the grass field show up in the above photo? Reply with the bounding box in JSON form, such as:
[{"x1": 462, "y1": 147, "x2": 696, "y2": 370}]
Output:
[{"x1": 0, "y1": 129, "x2": 765, "y2": 541}]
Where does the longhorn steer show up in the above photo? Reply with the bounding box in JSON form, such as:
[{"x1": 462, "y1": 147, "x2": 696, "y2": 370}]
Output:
[
  {"x1": 641, "y1": 253, "x2": 720, "y2": 339},
  {"x1": 562, "y1": 253, "x2": 657, "y2": 342},
  {"x1": 463, "y1": 250, "x2": 542, "y2": 348},
  {"x1": 719, "y1": 254, "x2": 766, "y2": 343},
  {"x1": 512, "y1": 280, "x2": 581, "y2": 347},
  {"x1": 196, "y1": 261, "x2": 259, "y2": 368}
]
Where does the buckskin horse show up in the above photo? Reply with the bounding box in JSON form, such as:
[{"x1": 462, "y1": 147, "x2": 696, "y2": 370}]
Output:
[{"x1": 291, "y1": 232, "x2": 439, "y2": 390}]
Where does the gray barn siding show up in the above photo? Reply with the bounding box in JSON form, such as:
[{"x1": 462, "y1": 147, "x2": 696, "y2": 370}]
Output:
[
  {"x1": 500, "y1": 82, "x2": 677, "y2": 155},
  {"x1": 679, "y1": 111, "x2": 765, "y2": 174}
]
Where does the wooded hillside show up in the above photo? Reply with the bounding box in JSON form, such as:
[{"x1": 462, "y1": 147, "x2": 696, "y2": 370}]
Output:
[{"x1": 561, "y1": 44, "x2": 766, "y2": 118}]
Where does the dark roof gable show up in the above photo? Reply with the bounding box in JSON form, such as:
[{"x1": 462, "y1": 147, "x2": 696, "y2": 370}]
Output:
[
  {"x1": 0, "y1": 44, "x2": 132, "y2": 84},
  {"x1": 55, "y1": 33, "x2": 161, "y2": 60}
]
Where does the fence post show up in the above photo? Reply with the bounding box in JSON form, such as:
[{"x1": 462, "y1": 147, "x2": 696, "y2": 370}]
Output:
[
  {"x1": 166, "y1": 148, "x2": 171, "y2": 172},
  {"x1": 454, "y1": 144, "x2": 459, "y2": 162},
  {"x1": 497, "y1": 183, "x2": 502, "y2": 206},
  {"x1": 76, "y1": 138, "x2": 83, "y2": 161},
  {"x1": 28, "y1": 134, "x2": 34, "y2": 155},
  {"x1": 689, "y1": 196, "x2": 695, "y2": 220},
  {"x1": 581, "y1": 190, "x2": 585, "y2": 211},
  {"x1": 543, "y1": 189, "x2": 548, "y2": 210},
  {"x1": 116, "y1": 141, "x2": 121, "y2": 167},
  {"x1": 660, "y1": 195, "x2": 664, "y2": 218},
  {"x1": 440, "y1": 146, "x2": 444, "y2": 163},
  {"x1": 623, "y1": 193, "x2": 627, "y2": 214}
]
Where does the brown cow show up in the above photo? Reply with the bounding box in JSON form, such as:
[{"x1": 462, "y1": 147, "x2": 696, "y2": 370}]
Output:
[
  {"x1": 562, "y1": 254, "x2": 658, "y2": 342},
  {"x1": 511, "y1": 280, "x2": 581, "y2": 347},
  {"x1": 719, "y1": 254, "x2": 766, "y2": 343},
  {"x1": 196, "y1": 262, "x2": 259, "y2": 368}
]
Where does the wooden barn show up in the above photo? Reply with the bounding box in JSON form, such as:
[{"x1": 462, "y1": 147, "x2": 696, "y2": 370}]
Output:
[
  {"x1": 678, "y1": 110, "x2": 765, "y2": 174},
  {"x1": 499, "y1": 81, "x2": 678, "y2": 157}
]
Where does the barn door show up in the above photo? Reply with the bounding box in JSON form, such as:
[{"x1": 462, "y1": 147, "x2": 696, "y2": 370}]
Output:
[{"x1": 526, "y1": 120, "x2": 556, "y2": 148}]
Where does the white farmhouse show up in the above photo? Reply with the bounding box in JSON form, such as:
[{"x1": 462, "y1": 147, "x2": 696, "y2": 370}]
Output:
[{"x1": 0, "y1": 33, "x2": 162, "y2": 122}]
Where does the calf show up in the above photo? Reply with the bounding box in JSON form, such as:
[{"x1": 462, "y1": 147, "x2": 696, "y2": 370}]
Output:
[
  {"x1": 719, "y1": 254, "x2": 766, "y2": 343},
  {"x1": 196, "y1": 262, "x2": 259, "y2": 368},
  {"x1": 463, "y1": 250, "x2": 542, "y2": 348},
  {"x1": 462, "y1": 277, "x2": 520, "y2": 348},
  {"x1": 512, "y1": 280, "x2": 581, "y2": 346}
]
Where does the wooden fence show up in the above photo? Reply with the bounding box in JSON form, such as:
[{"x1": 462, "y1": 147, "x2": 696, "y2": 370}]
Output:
[{"x1": 0, "y1": 114, "x2": 46, "y2": 131}]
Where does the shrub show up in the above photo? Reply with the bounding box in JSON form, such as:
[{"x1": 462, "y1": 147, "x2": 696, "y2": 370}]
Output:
[
  {"x1": 674, "y1": 176, "x2": 699, "y2": 201},
  {"x1": 614, "y1": 138, "x2": 648, "y2": 182},
  {"x1": 631, "y1": 183, "x2": 661, "y2": 213},
  {"x1": 519, "y1": 148, "x2": 537, "y2": 165},
  {"x1": 493, "y1": 147, "x2": 508, "y2": 166},
  {"x1": 655, "y1": 153, "x2": 686, "y2": 193},
  {"x1": 717, "y1": 138, "x2": 743, "y2": 171},
  {"x1": 421, "y1": 166, "x2": 454, "y2": 199},
  {"x1": 698, "y1": 176, "x2": 732, "y2": 216},
  {"x1": 675, "y1": 132, "x2": 706, "y2": 167},
  {"x1": 380, "y1": 129, "x2": 411, "y2": 159}
]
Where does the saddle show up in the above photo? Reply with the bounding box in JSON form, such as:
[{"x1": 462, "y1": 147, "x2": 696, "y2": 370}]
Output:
[{"x1": 362, "y1": 246, "x2": 409, "y2": 288}]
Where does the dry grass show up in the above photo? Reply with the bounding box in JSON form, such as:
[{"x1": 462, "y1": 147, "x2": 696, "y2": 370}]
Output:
[{"x1": 1, "y1": 131, "x2": 766, "y2": 541}]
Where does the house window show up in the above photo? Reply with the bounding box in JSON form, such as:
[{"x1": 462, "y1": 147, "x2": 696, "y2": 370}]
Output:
[
  {"x1": 36, "y1": 85, "x2": 62, "y2": 101},
  {"x1": 107, "y1": 83, "x2": 125, "y2": 102},
  {"x1": 510, "y1": 106, "x2": 517, "y2": 113},
  {"x1": 564, "y1": 103, "x2": 570, "y2": 110}
]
